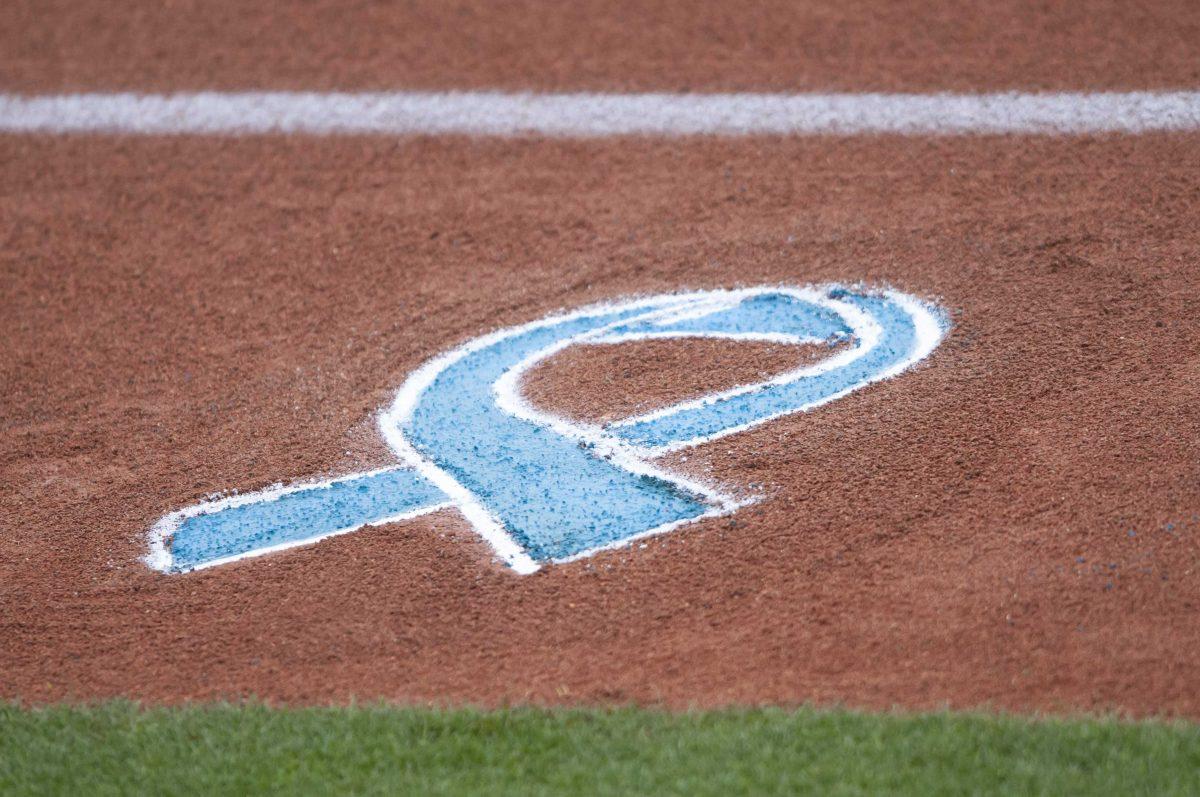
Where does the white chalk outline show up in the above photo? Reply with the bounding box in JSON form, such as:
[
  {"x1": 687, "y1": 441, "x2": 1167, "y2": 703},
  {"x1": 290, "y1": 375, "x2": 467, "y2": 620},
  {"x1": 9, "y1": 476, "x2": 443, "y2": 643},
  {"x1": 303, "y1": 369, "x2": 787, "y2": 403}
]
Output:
[
  {"x1": 383, "y1": 285, "x2": 944, "y2": 573},
  {"x1": 5, "y1": 91, "x2": 1200, "y2": 136},
  {"x1": 143, "y1": 465, "x2": 453, "y2": 572},
  {"x1": 147, "y1": 285, "x2": 946, "y2": 575},
  {"x1": 379, "y1": 292, "x2": 709, "y2": 574},
  {"x1": 487, "y1": 287, "x2": 872, "y2": 566},
  {"x1": 612, "y1": 290, "x2": 943, "y2": 455}
]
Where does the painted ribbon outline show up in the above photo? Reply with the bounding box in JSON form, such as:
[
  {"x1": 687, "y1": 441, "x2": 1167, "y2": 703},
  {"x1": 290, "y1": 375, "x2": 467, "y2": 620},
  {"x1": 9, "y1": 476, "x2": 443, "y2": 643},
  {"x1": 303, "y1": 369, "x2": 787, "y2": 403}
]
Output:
[{"x1": 146, "y1": 285, "x2": 946, "y2": 574}]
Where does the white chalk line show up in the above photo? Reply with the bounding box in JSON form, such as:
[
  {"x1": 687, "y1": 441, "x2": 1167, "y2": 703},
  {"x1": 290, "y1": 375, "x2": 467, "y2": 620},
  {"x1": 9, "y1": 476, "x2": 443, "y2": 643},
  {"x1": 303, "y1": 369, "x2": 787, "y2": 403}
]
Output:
[{"x1": 5, "y1": 91, "x2": 1200, "y2": 137}]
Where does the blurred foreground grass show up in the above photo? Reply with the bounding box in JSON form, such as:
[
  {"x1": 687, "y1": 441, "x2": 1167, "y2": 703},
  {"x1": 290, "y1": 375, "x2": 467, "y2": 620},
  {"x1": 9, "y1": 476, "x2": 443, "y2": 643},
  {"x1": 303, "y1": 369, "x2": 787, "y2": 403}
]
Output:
[{"x1": 3, "y1": 702, "x2": 1198, "y2": 795}]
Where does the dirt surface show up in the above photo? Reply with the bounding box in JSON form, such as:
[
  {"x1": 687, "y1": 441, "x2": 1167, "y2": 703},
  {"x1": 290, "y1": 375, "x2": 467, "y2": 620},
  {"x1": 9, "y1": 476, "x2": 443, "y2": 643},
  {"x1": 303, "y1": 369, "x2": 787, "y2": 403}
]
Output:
[
  {"x1": 2, "y1": 132, "x2": 1198, "y2": 714},
  {"x1": 4, "y1": 0, "x2": 1200, "y2": 94},
  {"x1": 523, "y1": 338, "x2": 829, "y2": 424}
]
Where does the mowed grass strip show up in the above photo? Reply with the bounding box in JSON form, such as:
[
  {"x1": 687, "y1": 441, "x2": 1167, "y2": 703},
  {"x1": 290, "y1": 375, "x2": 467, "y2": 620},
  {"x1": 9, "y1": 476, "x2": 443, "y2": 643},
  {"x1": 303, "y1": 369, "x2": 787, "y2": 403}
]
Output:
[{"x1": 2, "y1": 703, "x2": 1198, "y2": 795}]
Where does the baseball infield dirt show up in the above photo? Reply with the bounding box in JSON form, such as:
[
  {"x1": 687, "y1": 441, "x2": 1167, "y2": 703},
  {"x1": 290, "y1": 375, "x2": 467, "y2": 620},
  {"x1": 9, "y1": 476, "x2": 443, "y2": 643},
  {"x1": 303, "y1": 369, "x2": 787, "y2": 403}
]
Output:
[
  {"x1": 3, "y1": 129, "x2": 1199, "y2": 714},
  {"x1": 4, "y1": 0, "x2": 1200, "y2": 93}
]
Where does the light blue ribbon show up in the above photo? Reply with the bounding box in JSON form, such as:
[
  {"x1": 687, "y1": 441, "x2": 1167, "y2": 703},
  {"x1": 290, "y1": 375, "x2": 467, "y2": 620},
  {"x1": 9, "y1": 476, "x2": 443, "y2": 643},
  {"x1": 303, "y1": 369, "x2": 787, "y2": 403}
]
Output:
[{"x1": 161, "y1": 286, "x2": 944, "y2": 572}]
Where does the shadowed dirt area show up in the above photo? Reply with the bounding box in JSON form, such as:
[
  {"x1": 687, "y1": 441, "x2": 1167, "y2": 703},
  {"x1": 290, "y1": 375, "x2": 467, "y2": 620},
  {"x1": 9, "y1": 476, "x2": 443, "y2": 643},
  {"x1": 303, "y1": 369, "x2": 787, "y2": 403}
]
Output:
[{"x1": 2, "y1": 133, "x2": 1198, "y2": 714}]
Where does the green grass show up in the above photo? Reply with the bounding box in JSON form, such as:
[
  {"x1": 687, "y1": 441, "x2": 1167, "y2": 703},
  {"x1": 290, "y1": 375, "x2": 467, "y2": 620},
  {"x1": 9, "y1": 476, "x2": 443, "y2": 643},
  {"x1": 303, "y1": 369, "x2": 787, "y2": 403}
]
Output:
[{"x1": 2, "y1": 703, "x2": 1198, "y2": 796}]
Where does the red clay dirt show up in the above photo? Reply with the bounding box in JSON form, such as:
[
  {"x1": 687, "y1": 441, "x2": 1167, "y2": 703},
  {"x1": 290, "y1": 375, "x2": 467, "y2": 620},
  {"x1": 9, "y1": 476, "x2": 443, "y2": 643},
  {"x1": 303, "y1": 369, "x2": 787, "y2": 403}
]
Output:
[
  {"x1": 2, "y1": 133, "x2": 1199, "y2": 715},
  {"x1": 3, "y1": 0, "x2": 1200, "y2": 94},
  {"x1": 523, "y1": 338, "x2": 835, "y2": 425}
]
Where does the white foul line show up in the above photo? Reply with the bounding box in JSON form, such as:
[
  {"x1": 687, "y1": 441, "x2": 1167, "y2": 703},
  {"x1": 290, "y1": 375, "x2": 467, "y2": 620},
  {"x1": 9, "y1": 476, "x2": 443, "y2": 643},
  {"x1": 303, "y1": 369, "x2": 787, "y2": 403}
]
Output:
[{"x1": 2, "y1": 91, "x2": 1200, "y2": 137}]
